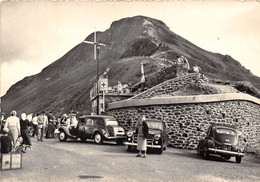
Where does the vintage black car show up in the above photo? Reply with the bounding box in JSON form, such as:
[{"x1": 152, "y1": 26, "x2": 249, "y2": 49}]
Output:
[
  {"x1": 58, "y1": 115, "x2": 126, "y2": 145},
  {"x1": 197, "y1": 124, "x2": 244, "y2": 163},
  {"x1": 125, "y1": 119, "x2": 168, "y2": 154}
]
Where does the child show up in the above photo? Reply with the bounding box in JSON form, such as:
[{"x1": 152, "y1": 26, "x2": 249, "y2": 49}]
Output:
[{"x1": 0, "y1": 128, "x2": 13, "y2": 153}]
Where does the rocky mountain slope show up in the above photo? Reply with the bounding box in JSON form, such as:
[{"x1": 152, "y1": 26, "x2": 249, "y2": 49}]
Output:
[{"x1": 1, "y1": 16, "x2": 260, "y2": 115}]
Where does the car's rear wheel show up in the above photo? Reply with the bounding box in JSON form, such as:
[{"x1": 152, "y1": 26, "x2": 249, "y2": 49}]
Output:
[
  {"x1": 94, "y1": 132, "x2": 103, "y2": 144},
  {"x1": 203, "y1": 147, "x2": 209, "y2": 159},
  {"x1": 115, "y1": 139, "x2": 124, "y2": 145},
  {"x1": 58, "y1": 131, "x2": 67, "y2": 142},
  {"x1": 236, "y1": 156, "x2": 242, "y2": 163},
  {"x1": 126, "y1": 145, "x2": 132, "y2": 152},
  {"x1": 197, "y1": 146, "x2": 201, "y2": 155}
]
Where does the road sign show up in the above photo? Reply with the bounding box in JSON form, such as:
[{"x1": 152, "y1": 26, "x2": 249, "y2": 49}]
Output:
[{"x1": 99, "y1": 78, "x2": 108, "y2": 91}]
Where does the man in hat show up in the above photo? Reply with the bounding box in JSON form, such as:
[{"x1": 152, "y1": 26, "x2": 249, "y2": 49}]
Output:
[{"x1": 0, "y1": 128, "x2": 13, "y2": 153}]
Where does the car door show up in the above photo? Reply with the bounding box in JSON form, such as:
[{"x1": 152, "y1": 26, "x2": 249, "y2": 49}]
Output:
[
  {"x1": 77, "y1": 118, "x2": 87, "y2": 136},
  {"x1": 81, "y1": 118, "x2": 94, "y2": 137}
]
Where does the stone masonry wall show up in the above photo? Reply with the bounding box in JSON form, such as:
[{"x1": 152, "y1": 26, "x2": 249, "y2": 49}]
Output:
[
  {"x1": 132, "y1": 73, "x2": 197, "y2": 99},
  {"x1": 108, "y1": 100, "x2": 260, "y2": 150}
]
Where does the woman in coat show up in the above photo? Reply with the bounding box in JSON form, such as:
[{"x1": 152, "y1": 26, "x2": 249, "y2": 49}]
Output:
[
  {"x1": 135, "y1": 115, "x2": 149, "y2": 158},
  {"x1": 20, "y1": 113, "x2": 32, "y2": 150},
  {"x1": 4, "y1": 110, "x2": 21, "y2": 145}
]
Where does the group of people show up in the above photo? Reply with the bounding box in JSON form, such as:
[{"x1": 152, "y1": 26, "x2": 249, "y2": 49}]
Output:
[
  {"x1": 0, "y1": 110, "x2": 32, "y2": 153},
  {"x1": 0, "y1": 110, "x2": 61, "y2": 153}
]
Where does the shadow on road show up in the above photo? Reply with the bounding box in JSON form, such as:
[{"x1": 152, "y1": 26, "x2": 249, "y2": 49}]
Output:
[{"x1": 78, "y1": 175, "x2": 103, "y2": 179}]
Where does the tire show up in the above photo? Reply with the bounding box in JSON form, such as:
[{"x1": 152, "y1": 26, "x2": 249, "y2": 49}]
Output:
[
  {"x1": 94, "y1": 132, "x2": 103, "y2": 144},
  {"x1": 126, "y1": 145, "x2": 132, "y2": 152},
  {"x1": 115, "y1": 139, "x2": 124, "y2": 145},
  {"x1": 236, "y1": 156, "x2": 242, "y2": 163},
  {"x1": 203, "y1": 147, "x2": 209, "y2": 159},
  {"x1": 163, "y1": 145, "x2": 167, "y2": 151},
  {"x1": 154, "y1": 144, "x2": 163, "y2": 154},
  {"x1": 197, "y1": 146, "x2": 201, "y2": 155},
  {"x1": 58, "y1": 131, "x2": 68, "y2": 142}
]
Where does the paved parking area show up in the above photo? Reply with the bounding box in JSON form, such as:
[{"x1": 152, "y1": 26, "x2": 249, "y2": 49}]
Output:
[{"x1": 1, "y1": 138, "x2": 260, "y2": 182}]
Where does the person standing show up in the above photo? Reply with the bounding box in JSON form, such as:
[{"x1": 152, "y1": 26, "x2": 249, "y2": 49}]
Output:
[
  {"x1": 46, "y1": 111, "x2": 55, "y2": 138},
  {"x1": 37, "y1": 112, "x2": 45, "y2": 141},
  {"x1": 4, "y1": 110, "x2": 21, "y2": 145},
  {"x1": 192, "y1": 64, "x2": 201, "y2": 83},
  {"x1": 135, "y1": 115, "x2": 149, "y2": 158},
  {"x1": 20, "y1": 113, "x2": 32, "y2": 150},
  {"x1": 31, "y1": 114, "x2": 38, "y2": 137},
  {"x1": 1, "y1": 112, "x2": 5, "y2": 132},
  {"x1": 43, "y1": 112, "x2": 48, "y2": 138}
]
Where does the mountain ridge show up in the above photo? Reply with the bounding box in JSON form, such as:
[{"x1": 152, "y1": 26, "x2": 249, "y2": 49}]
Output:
[{"x1": 2, "y1": 15, "x2": 260, "y2": 115}]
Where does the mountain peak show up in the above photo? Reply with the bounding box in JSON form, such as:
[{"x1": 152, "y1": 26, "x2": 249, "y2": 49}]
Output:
[{"x1": 2, "y1": 16, "x2": 259, "y2": 116}]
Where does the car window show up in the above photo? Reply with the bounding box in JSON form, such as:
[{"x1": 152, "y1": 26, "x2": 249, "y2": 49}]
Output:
[
  {"x1": 86, "y1": 118, "x2": 94, "y2": 126},
  {"x1": 105, "y1": 119, "x2": 119, "y2": 126},
  {"x1": 79, "y1": 118, "x2": 85, "y2": 124},
  {"x1": 216, "y1": 129, "x2": 236, "y2": 135},
  {"x1": 146, "y1": 121, "x2": 162, "y2": 130},
  {"x1": 95, "y1": 118, "x2": 105, "y2": 129}
]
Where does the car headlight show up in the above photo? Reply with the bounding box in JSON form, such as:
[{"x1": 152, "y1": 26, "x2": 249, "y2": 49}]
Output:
[
  {"x1": 154, "y1": 134, "x2": 161, "y2": 140},
  {"x1": 127, "y1": 131, "x2": 133, "y2": 137}
]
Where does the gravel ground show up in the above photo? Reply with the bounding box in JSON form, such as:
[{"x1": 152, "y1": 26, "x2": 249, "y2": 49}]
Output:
[{"x1": 1, "y1": 137, "x2": 259, "y2": 182}]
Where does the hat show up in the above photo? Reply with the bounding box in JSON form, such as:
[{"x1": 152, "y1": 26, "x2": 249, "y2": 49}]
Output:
[
  {"x1": 1, "y1": 112, "x2": 4, "y2": 115},
  {"x1": 3, "y1": 127, "x2": 9, "y2": 134}
]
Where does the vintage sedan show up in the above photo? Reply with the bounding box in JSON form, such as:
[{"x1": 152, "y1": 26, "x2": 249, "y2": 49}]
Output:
[
  {"x1": 58, "y1": 115, "x2": 126, "y2": 145},
  {"x1": 125, "y1": 119, "x2": 168, "y2": 154},
  {"x1": 197, "y1": 124, "x2": 244, "y2": 163}
]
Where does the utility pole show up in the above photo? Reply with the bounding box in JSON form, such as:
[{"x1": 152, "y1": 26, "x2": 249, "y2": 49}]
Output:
[{"x1": 83, "y1": 32, "x2": 113, "y2": 115}]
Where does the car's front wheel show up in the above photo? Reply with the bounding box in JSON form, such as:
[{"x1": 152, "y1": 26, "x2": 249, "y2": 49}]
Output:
[
  {"x1": 126, "y1": 145, "x2": 132, "y2": 152},
  {"x1": 235, "y1": 156, "x2": 242, "y2": 163},
  {"x1": 154, "y1": 144, "x2": 164, "y2": 154},
  {"x1": 203, "y1": 147, "x2": 209, "y2": 159},
  {"x1": 58, "y1": 131, "x2": 67, "y2": 142},
  {"x1": 94, "y1": 132, "x2": 103, "y2": 144}
]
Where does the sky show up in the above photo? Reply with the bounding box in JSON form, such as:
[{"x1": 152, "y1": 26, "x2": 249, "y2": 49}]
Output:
[{"x1": 1, "y1": 1, "x2": 260, "y2": 96}]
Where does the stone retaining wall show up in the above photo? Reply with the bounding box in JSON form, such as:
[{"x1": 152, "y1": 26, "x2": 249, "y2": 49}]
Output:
[
  {"x1": 107, "y1": 73, "x2": 260, "y2": 151},
  {"x1": 108, "y1": 98, "x2": 260, "y2": 150}
]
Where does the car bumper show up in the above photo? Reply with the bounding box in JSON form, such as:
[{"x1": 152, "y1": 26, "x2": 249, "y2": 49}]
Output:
[
  {"x1": 104, "y1": 136, "x2": 126, "y2": 140},
  {"x1": 124, "y1": 142, "x2": 161, "y2": 148},
  {"x1": 208, "y1": 148, "x2": 244, "y2": 157}
]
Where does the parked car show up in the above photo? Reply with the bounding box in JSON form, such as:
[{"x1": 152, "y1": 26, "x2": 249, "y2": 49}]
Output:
[
  {"x1": 197, "y1": 124, "x2": 244, "y2": 163},
  {"x1": 58, "y1": 115, "x2": 126, "y2": 145},
  {"x1": 125, "y1": 119, "x2": 168, "y2": 154}
]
